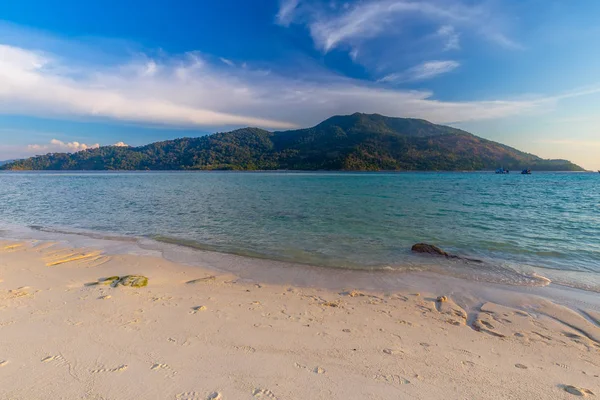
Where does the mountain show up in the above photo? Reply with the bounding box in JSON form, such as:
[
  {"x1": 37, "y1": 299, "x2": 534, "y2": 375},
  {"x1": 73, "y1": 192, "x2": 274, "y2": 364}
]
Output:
[
  {"x1": 0, "y1": 113, "x2": 583, "y2": 171},
  {"x1": 0, "y1": 160, "x2": 15, "y2": 166}
]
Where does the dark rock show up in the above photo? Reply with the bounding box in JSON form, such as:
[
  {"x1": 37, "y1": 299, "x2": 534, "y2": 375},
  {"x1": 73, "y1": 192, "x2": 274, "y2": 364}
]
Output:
[
  {"x1": 411, "y1": 243, "x2": 449, "y2": 257},
  {"x1": 411, "y1": 243, "x2": 483, "y2": 263}
]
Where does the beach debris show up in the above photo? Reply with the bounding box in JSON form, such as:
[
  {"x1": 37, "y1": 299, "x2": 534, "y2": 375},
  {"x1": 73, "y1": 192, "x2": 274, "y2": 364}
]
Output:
[
  {"x1": 313, "y1": 366, "x2": 326, "y2": 374},
  {"x1": 0, "y1": 360, "x2": 8, "y2": 367},
  {"x1": 86, "y1": 275, "x2": 148, "y2": 288},
  {"x1": 98, "y1": 295, "x2": 112, "y2": 300},
  {"x1": 563, "y1": 385, "x2": 595, "y2": 397},
  {"x1": 436, "y1": 296, "x2": 448, "y2": 303},
  {"x1": 515, "y1": 364, "x2": 528, "y2": 369},
  {"x1": 206, "y1": 392, "x2": 223, "y2": 400},
  {"x1": 321, "y1": 300, "x2": 340, "y2": 308},
  {"x1": 190, "y1": 305, "x2": 207, "y2": 314},
  {"x1": 186, "y1": 275, "x2": 216, "y2": 284},
  {"x1": 116, "y1": 275, "x2": 148, "y2": 288}
]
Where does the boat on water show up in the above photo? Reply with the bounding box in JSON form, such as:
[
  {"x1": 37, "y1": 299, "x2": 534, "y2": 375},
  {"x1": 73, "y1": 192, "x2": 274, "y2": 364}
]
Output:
[
  {"x1": 495, "y1": 167, "x2": 509, "y2": 174},
  {"x1": 521, "y1": 169, "x2": 532, "y2": 175}
]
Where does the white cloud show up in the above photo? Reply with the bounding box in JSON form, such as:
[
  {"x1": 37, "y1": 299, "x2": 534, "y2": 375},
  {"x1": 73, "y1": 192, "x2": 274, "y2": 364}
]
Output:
[
  {"x1": 0, "y1": 44, "x2": 296, "y2": 129},
  {"x1": 27, "y1": 139, "x2": 100, "y2": 154},
  {"x1": 438, "y1": 25, "x2": 460, "y2": 51},
  {"x1": 0, "y1": 40, "x2": 598, "y2": 139},
  {"x1": 276, "y1": 0, "x2": 300, "y2": 26},
  {"x1": 284, "y1": 0, "x2": 521, "y2": 54},
  {"x1": 112, "y1": 141, "x2": 129, "y2": 147},
  {"x1": 379, "y1": 60, "x2": 460, "y2": 83}
]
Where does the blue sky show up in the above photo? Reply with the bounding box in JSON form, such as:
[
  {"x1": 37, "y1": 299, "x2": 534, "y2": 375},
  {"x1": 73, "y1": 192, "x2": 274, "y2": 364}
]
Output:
[{"x1": 1, "y1": 0, "x2": 599, "y2": 169}]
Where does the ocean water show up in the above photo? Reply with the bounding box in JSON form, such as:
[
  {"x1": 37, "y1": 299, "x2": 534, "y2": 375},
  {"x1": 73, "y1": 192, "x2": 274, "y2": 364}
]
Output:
[{"x1": 0, "y1": 171, "x2": 599, "y2": 292}]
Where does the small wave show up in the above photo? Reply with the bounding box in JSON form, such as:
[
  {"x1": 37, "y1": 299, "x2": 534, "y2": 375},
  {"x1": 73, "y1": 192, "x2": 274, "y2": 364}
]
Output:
[
  {"x1": 29, "y1": 225, "x2": 139, "y2": 243},
  {"x1": 0, "y1": 224, "x2": 594, "y2": 293}
]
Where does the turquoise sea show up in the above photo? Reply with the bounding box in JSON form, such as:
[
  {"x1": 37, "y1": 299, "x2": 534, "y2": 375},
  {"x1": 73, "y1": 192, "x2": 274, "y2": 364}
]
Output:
[{"x1": 0, "y1": 171, "x2": 599, "y2": 292}]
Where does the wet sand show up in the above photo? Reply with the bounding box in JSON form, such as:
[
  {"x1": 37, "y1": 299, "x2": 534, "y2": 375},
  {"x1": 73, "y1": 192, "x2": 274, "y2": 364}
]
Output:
[{"x1": 0, "y1": 240, "x2": 599, "y2": 399}]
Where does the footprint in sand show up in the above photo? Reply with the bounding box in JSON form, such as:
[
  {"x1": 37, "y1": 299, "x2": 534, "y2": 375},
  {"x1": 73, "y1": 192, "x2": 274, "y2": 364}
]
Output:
[
  {"x1": 374, "y1": 374, "x2": 411, "y2": 385},
  {"x1": 206, "y1": 392, "x2": 223, "y2": 400},
  {"x1": 41, "y1": 354, "x2": 69, "y2": 366},
  {"x1": 253, "y1": 388, "x2": 277, "y2": 399},
  {"x1": 151, "y1": 363, "x2": 170, "y2": 371},
  {"x1": 91, "y1": 364, "x2": 128, "y2": 373},
  {"x1": 472, "y1": 320, "x2": 506, "y2": 338},
  {"x1": 234, "y1": 345, "x2": 256, "y2": 354},
  {"x1": 531, "y1": 331, "x2": 552, "y2": 341},
  {"x1": 515, "y1": 364, "x2": 528, "y2": 369},
  {"x1": 0, "y1": 360, "x2": 8, "y2": 367},
  {"x1": 175, "y1": 392, "x2": 203, "y2": 400}
]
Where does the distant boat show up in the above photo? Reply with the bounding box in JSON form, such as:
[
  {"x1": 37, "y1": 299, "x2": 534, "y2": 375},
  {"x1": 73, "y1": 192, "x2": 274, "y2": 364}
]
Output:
[
  {"x1": 495, "y1": 167, "x2": 509, "y2": 174},
  {"x1": 521, "y1": 169, "x2": 532, "y2": 175}
]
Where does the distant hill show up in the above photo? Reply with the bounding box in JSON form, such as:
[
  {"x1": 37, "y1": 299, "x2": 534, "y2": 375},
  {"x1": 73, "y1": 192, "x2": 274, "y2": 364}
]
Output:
[
  {"x1": 0, "y1": 160, "x2": 15, "y2": 166},
  {"x1": 0, "y1": 113, "x2": 583, "y2": 171}
]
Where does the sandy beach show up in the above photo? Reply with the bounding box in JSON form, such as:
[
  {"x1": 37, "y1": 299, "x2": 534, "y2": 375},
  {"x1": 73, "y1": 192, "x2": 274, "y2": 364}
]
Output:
[{"x1": 0, "y1": 239, "x2": 599, "y2": 400}]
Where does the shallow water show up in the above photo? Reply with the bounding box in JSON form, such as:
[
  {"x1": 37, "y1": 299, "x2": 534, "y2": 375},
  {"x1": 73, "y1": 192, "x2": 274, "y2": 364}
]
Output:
[{"x1": 0, "y1": 171, "x2": 599, "y2": 291}]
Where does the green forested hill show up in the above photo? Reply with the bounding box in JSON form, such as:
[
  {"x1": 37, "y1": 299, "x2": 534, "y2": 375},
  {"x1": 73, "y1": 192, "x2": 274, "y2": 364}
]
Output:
[{"x1": 1, "y1": 113, "x2": 583, "y2": 171}]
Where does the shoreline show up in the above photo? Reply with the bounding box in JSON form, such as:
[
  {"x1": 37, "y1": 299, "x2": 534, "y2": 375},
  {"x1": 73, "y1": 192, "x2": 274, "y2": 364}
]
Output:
[
  {"x1": 2, "y1": 224, "x2": 600, "y2": 307},
  {"x1": 1, "y1": 238, "x2": 599, "y2": 399},
  {"x1": 3, "y1": 222, "x2": 600, "y2": 300}
]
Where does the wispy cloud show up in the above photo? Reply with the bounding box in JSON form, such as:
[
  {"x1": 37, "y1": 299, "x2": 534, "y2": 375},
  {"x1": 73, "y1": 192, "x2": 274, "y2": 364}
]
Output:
[
  {"x1": 289, "y1": 0, "x2": 521, "y2": 52},
  {"x1": 438, "y1": 25, "x2": 460, "y2": 51},
  {"x1": 219, "y1": 57, "x2": 235, "y2": 67},
  {"x1": 379, "y1": 60, "x2": 460, "y2": 83},
  {"x1": 276, "y1": 0, "x2": 301, "y2": 27},
  {"x1": 278, "y1": 0, "x2": 522, "y2": 76}
]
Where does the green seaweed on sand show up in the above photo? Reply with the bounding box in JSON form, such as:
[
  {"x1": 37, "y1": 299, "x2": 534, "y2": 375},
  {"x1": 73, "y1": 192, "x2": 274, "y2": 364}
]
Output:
[
  {"x1": 115, "y1": 275, "x2": 148, "y2": 288},
  {"x1": 85, "y1": 275, "x2": 148, "y2": 288}
]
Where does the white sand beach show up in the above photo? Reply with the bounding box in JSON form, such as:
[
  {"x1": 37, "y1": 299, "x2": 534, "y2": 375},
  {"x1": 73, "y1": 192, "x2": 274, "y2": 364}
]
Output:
[{"x1": 0, "y1": 240, "x2": 599, "y2": 399}]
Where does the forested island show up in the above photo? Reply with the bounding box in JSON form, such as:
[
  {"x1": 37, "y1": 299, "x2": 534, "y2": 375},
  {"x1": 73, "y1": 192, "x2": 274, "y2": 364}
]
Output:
[{"x1": 1, "y1": 113, "x2": 583, "y2": 171}]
